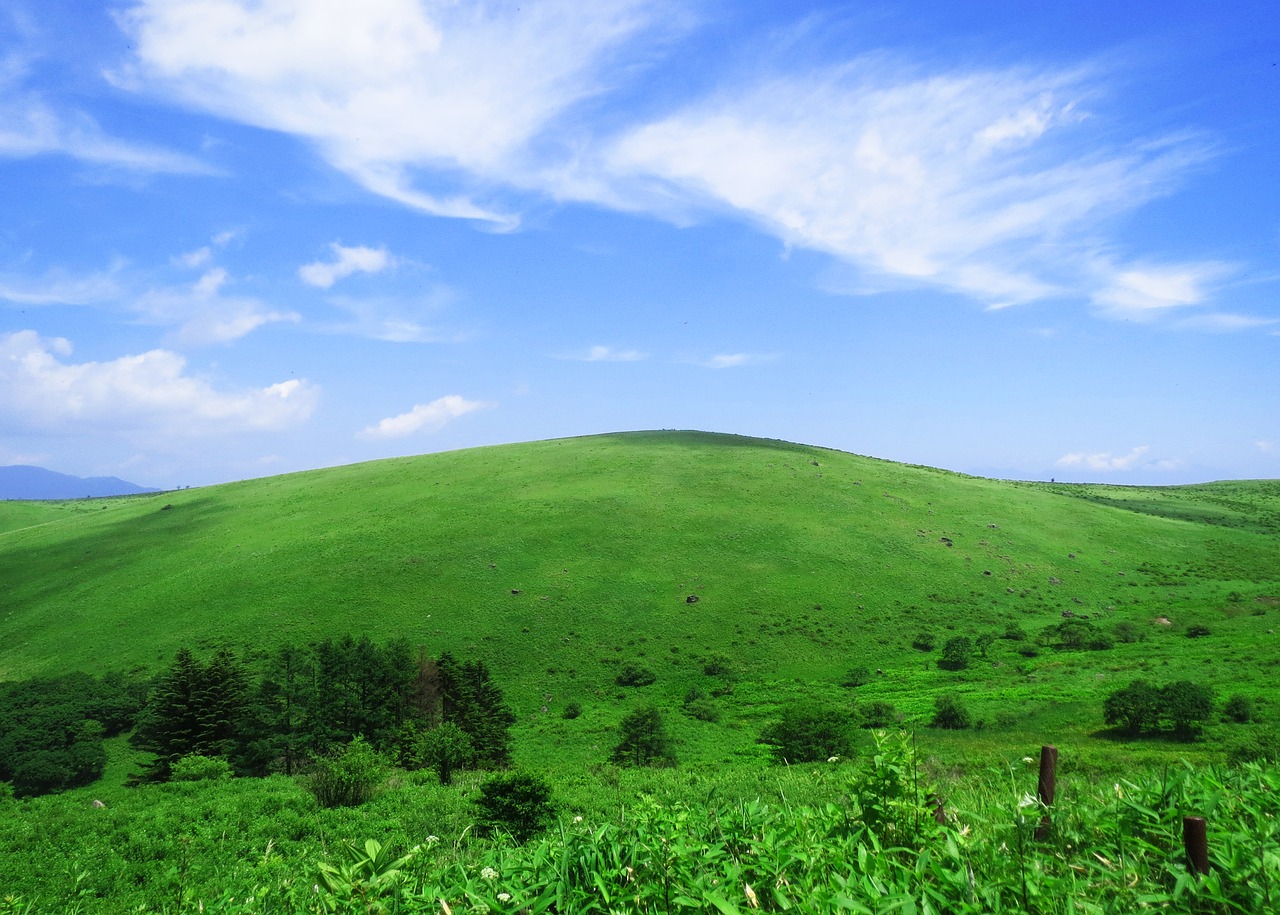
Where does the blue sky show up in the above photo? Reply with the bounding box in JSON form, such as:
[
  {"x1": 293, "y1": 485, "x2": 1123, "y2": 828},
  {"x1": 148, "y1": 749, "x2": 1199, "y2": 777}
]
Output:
[{"x1": 2, "y1": 0, "x2": 1277, "y2": 488}]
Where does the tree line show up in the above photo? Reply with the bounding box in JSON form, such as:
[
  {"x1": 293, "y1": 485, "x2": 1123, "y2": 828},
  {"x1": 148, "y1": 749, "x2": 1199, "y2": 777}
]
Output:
[
  {"x1": 0, "y1": 637, "x2": 514, "y2": 797},
  {"x1": 132, "y1": 637, "x2": 515, "y2": 783}
]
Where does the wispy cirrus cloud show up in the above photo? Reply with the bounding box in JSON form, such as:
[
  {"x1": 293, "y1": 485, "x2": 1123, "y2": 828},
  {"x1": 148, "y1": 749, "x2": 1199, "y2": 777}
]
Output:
[
  {"x1": 0, "y1": 264, "x2": 124, "y2": 306},
  {"x1": 359, "y1": 394, "x2": 493, "y2": 439},
  {"x1": 299, "y1": 243, "x2": 394, "y2": 288},
  {"x1": 137, "y1": 267, "x2": 300, "y2": 345},
  {"x1": 565, "y1": 344, "x2": 648, "y2": 362},
  {"x1": 110, "y1": 1, "x2": 1236, "y2": 326},
  {"x1": 604, "y1": 63, "x2": 1207, "y2": 309},
  {"x1": 116, "y1": 0, "x2": 673, "y2": 226},
  {"x1": 697, "y1": 352, "x2": 775, "y2": 369},
  {"x1": 1091, "y1": 261, "x2": 1234, "y2": 319},
  {"x1": 0, "y1": 330, "x2": 316, "y2": 434}
]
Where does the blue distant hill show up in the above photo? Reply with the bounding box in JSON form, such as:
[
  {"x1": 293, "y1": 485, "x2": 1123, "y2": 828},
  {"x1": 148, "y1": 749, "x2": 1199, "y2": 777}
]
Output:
[{"x1": 0, "y1": 465, "x2": 158, "y2": 500}]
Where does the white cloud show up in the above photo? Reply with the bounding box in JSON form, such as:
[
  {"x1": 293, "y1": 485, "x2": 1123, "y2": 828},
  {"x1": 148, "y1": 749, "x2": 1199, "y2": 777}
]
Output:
[
  {"x1": 299, "y1": 243, "x2": 393, "y2": 288},
  {"x1": 0, "y1": 266, "x2": 123, "y2": 306},
  {"x1": 698, "y1": 352, "x2": 775, "y2": 369},
  {"x1": 172, "y1": 230, "x2": 239, "y2": 269},
  {"x1": 0, "y1": 330, "x2": 317, "y2": 434},
  {"x1": 1258, "y1": 441, "x2": 1276, "y2": 454},
  {"x1": 569, "y1": 345, "x2": 648, "y2": 362},
  {"x1": 0, "y1": 49, "x2": 211, "y2": 174},
  {"x1": 359, "y1": 394, "x2": 492, "y2": 439},
  {"x1": 603, "y1": 63, "x2": 1204, "y2": 308},
  {"x1": 1092, "y1": 262, "x2": 1233, "y2": 319},
  {"x1": 1056, "y1": 446, "x2": 1162, "y2": 473},
  {"x1": 117, "y1": 0, "x2": 668, "y2": 225},
  {"x1": 137, "y1": 269, "x2": 300, "y2": 345},
  {"x1": 1173, "y1": 313, "x2": 1277, "y2": 333}
]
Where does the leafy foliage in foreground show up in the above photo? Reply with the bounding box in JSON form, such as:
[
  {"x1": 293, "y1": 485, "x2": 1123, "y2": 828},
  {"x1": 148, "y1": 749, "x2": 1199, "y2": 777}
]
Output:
[{"x1": 1, "y1": 743, "x2": 1276, "y2": 914}]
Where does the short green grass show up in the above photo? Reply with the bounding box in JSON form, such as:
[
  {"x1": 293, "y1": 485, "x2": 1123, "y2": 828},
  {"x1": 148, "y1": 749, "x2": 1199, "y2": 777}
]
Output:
[{"x1": 1, "y1": 431, "x2": 1276, "y2": 768}]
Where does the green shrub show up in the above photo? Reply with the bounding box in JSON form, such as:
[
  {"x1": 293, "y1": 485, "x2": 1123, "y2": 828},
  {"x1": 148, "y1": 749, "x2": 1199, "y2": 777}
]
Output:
[
  {"x1": 169, "y1": 754, "x2": 232, "y2": 782},
  {"x1": 841, "y1": 666, "x2": 871, "y2": 688},
  {"x1": 857, "y1": 700, "x2": 900, "y2": 728},
  {"x1": 938, "y1": 637, "x2": 972, "y2": 671},
  {"x1": 1186, "y1": 624, "x2": 1212, "y2": 638},
  {"x1": 1223, "y1": 694, "x2": 1255, "y2": 724},
  {"x1": 615, "y1": 664, "x2": 657, "y2": 687},
  {"x1": 911, "y1": 632, "x2": 936, "y2": 652},
  {"x1": 760, "y1": 702, "x2": 854, "y2": 763},
  {"x1": 308, "y1": 737, "x2": 385, "y2": 808},
  {"x1": 407, "y1": 722, "x2": 473, "y2": 785},
  {"x1": 930, "y1": 695, "x2": 971, "y2": 730},
  {"x1": 474, "y1": 772, "x2": 555, "y2": 842},
  {"x1": 610, "y1": 706, "x2": 676, "y2": 767},
  {"x1": 561, "y1": 702, "x2": 582, "y2": 720}
]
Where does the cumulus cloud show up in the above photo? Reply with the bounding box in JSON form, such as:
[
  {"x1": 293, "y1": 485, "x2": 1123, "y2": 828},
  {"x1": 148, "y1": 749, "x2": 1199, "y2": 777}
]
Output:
[
  {"x1": 1054, "y1": 446, "x2": 1180, "y2": 473},
  {"x1": 117, "y1": 0, "x2": 667, "y2": 225},
  {"x1": 359, "y1": 394, "x2": 492, "y2": 439},
  {"x1": 299, "y1": 243, "x2": 393, "y2": 288},
  {"x1": 0, "y1": 330, "x2": 317, "y2": 434}
]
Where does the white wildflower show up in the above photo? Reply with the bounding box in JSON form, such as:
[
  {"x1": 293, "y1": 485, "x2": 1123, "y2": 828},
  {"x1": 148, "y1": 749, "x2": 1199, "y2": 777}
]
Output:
[
  {"x1": 827, "y1": 756, "x2": 840, "y2": 763},
  {"x1": 497, "y1": 893, "x2": 512, "y2": 903},
  {"x1": 1018, "y1": 792, "x2": 1039, "y2": 809},
  {"x1": 1022, "y1": 756, "x2": 1035, "y2": 765},
  {"x1": 573, "y1": 815, "x2": 583, "y2": 823},
  {"x1": 481, "y1": 866, "x2": 499, "y2": 881},
  {"x1": 744, "y1": 883, "x2": 760, "y2": 908}
]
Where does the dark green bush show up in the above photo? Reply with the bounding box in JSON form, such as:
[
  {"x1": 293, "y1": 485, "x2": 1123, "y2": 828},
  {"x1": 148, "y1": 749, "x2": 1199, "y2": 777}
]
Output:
[
  {"x1": 857, "y1": 700, "x2": 900, "y2": 728},
  {"x1": 170, "y1": 754, "x2": 233, "y2": 782},
  {"x1": 308, "y1": 737, "x2": 385, "y2": 808},
  {"x1": 841, "y1": 666, "x2": 871, "y2": 688},
  {"x1": 615, "y1": 664, "x2": 657, "y2": 687},
  {"x1": 930, "y1": 695, "x2": 971, "y2": 730},
  {"x1": 938, "y1": 637, "x2": 973, "y2": 671},
  {"x1": 760, "y1": 703, "x2": 854, "y2": 763},
  {"x1": 561, "y1": 702, "x2": 582, "y2": 720},
  {"x1": 1223, "y1": 694, "x2": 1254, "y2": 724},
  {"x1": 610, "y1": 706, "x2": 676, "y2": 767},
  {"x1": 474, "y1": 772, "x2": 555, "y2": 842}
]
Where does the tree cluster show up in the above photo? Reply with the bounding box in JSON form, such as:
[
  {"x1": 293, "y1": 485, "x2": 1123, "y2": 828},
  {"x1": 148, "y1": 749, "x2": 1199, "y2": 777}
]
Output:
[
  {"x1": 0, "y1": 672, "x2": 146, "y2": 797},
  {"x1": 131, "y1": 638, "x2": 514, "y2": 784},
  {"x1": 1103, "y1": 679, "x2": 1216, "y2": 740}
]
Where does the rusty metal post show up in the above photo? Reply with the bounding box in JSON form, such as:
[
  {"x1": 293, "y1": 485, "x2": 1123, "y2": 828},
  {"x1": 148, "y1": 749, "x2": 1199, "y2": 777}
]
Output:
[
  {"x1": 1034, "y1": 745, "x2": 1058, "y2": 840},
  {"x1": 1183, "y1": 816, "x2": 1210, "y2": 875}
]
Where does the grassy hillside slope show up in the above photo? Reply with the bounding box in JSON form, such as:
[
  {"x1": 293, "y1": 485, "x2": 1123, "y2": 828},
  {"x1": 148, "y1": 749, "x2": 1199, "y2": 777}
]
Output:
[{"x1": 1, "y1": 431, "x2": 1277, "y2": 766}]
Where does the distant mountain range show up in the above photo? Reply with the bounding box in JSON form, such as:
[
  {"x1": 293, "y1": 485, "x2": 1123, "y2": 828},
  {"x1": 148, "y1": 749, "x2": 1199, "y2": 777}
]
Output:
[{"x1": 0, "y1": 465, "x2": 158, "y2": 500}]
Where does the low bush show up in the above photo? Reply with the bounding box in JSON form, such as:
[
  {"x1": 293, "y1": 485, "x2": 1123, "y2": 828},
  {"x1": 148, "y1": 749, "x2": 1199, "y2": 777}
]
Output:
[
  {"x1": 308, "y1": 737, "x2": 385, "y2": 808},
  {"x1": 474, "y1": 772, "x2": 555, "y2": 842}
]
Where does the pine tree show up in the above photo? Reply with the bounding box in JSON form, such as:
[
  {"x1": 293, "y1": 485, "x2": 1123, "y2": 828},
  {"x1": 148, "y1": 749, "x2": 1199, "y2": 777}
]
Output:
[{"x1": 132, "y1": 648, "x2": 208, "y2": 780}]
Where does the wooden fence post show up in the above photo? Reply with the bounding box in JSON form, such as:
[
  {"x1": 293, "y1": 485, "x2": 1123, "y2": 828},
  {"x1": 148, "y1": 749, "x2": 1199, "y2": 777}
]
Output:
[
  {"x1": 1034, "y1": 745, "x2": 1058, "y2": 840},
  {"x1": 928, "y1": 793, "x2": 946, "y2": 826},
  {"x1": 1183, "y1": 816, "x2": 1210, "y2": 875}
]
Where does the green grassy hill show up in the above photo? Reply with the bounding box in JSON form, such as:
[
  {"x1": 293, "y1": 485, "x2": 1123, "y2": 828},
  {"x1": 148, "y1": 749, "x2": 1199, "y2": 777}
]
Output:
[{"x1": 2, "y1": 430, "x2": 1277, "y2": 767}]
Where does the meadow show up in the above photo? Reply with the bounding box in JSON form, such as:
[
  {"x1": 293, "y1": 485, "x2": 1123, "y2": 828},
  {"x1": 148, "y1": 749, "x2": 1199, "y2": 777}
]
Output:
[{"x1": 0, "y1": 431, "x2": 1277, "y2": 911}]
